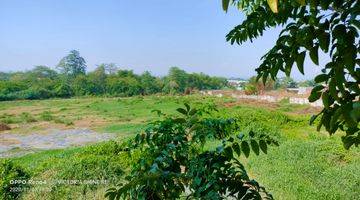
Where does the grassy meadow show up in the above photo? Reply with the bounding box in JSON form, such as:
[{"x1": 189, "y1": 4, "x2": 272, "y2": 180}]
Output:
[{"x1": 0, "y1": 95, "x2": 359, "y2": 200}]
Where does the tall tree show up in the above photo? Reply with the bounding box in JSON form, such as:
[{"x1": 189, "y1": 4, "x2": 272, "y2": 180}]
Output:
[
  {"x1": 30, "y1": 66, "x2": 58, "y2": 80},
  {"x1": 140, "y1": 71, "x2": 162, "y2": 95},
  {"x1": 166, "y1": 67, "x2": 188, "y2": 93},
  {"x1": 97, "y1": 63, "x2": 119, "y2": 75},
  {"x1": 57, "y1": 50, "x2": 87, "y2": 77},
  {"x1": 223, "y1": 0, "x2": 360, "y2": 149}
]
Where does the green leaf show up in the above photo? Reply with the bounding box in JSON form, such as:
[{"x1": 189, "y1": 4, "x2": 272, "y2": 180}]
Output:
[
  {"x1": 309, "y1": 92, "x2": 321, "y2": 102},
  {"x1": 313, "y1": 85, "x2": 325, "y2": 92},
  {"x1": 173, "y1": 118, "x2": 186, "y2": 123},
  {"x1": 176, "y1": 108, "x2": 188, "y2": 115},
  {"x1": 310, "y1": 114, "x2": 319, "y2": 125},
  {"x1": 314, "y1": 74, "x2": 328, "y2": 83},
  {"x1": 322, "y1": 91, "x2": 330, "y2": 108},
  {"x1": 350, "y1": 20, "x2": 360, "y2": 30},
  {"x1": 342, "y1": 135, "x2": 356, "y2": 150},
  {"x1": 320, "y1": 0, "x2": 330, "y2": 9},
  {"x1": 309, "y1": 45, "x2": 319, "y2": 65},
  {"x1": 310, "y1": 0, "x2": 317, "y2": 8},
  {"x1": 250, "y1": 140, "x2": 260, "y2": 155},
  {"x1": 189, "y1": 108, "x2": 197, "y2": 116},
  {"x1": 241, "y1": 141, "x2": 250, "y2": 158},
  {"x1": 222, "y1": 0, "x2": 230, "y2": 12},
  {"x1": 259, "y1": 140, "x2": 267, "y2": 154},
  {"x1": 296, "y1": 51, "x2": 306, "y2": 75},
  {"x1": 232, "y1": 142, "x2": 241, "y2": 156},
  {"x1": 318, "y1": 32, "x2": 330, "y2": 52},
  {"x1": 309, "y1": 85, "x2": 324, "y2": 102},
  {"x1": 184, "y1": 103, "x2": 190, "y2": 112},
  {"x1": 350, "y1": 102, "x2": 360, "y2": 121},
  {"x1": 224, "y1": 146, "x2": 233, "y2": 158},
  {"x1": 330, "y1": 107, "x2": 342, "y2": 132},
  {"x1": 328, "y1": 78, "x2": 339, "y2": 101},
  {"x1": 342, "y1": 105, "x2": 357, "y2": 128}
]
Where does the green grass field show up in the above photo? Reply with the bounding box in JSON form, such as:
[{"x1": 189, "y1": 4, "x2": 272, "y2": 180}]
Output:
[{"x1": 1, "y1": 95, "x2": 359, "y2": 200}]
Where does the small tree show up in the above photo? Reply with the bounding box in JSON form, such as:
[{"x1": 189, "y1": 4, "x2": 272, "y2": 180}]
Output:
[{"x1": 106, "y1": 104, "x2": 276, "y2": 199}]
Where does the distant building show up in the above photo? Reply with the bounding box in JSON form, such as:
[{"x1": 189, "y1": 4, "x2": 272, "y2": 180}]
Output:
[
  {"x1": 227, "y1": 79, "x2": 248, "y2": 90},
  {"x1": 286, "y1": 87, "x2": 313, "y2": 95}
]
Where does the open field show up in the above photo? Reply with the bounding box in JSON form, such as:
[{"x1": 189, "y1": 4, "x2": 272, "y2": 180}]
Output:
[{"x1": 0, "y1": 95, "x2": 359, "y2": 199}]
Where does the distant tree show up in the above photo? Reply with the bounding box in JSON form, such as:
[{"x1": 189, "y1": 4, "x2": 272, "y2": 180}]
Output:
[
  {"x1": 30, "y1": 66, "x2": 58, "y2": 80},
  {"x1": 57, "y1": 50, "x2": 87, "y2": 77},
  {"x1": 275, "y1": 77, "x2": 297, "y2": 89},
  {"x1": 245, "y1": 76, "x2": 275, "y2": 94},
  {"x1": 88, "y1": 65, "x2": 107, "y2": 95},
  {"x1": 298, "y1": 79, "x2": 316, "y2": 87},
  {"x1": 140, "y1": 71, "x2": 162, "y2": 95},
  {"x1": 0, "y1": 65, "x2": 226, "y2": 100},
  {"x1": 72, "y1": 75, "x2": 90, "y2": 96},
  {"x1": 166, "y1": 67, "x2": 188, "y2": 93},
  {"x1": 97, "y1": 63, "x2": 119, "y2": 75},
  {"x1": 0, "y1": 72, "x2": 11, "y2": 81},
  {"x1": 117, "y1": 69, "x2": 137, "y2": 78},
  {"x1": 54, "y1": 82, "x2": 73, "y2": 98}
]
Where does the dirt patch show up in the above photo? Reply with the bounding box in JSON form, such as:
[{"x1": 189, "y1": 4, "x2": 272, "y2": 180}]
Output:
[
  {"x1": 0, "y1": 106, "x2": 44, "y2": 115},
  {"x1": 0, "y1": 123, "x2": 11, "y2": 131},
  {"x1": 73, "y1": 116, "x2": 109, "y2": 128},
  {"x1": 289, "y1": 106, "x2": 322, "y2": 115},
  {"x1": 222, "y1": 98, "x2": 321, "y2": 115},
  {"x1": 0, "y1": 128, "x2": 116, "y2": 157},
  {"x1": 223, "y1": 99, "x2": 279, "y2": 110}
]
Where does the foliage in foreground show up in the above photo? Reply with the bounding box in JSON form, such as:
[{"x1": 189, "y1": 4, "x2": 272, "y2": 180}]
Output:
[
  {"x1": 106, "y1": 104, "x2": 277, "y2": 199},
  {"x1": 223, "y1": 0, "x2": 360, "y2": 149},
  {"x1": 0, "y1": 160, "x2": 30, "y2": 200}
]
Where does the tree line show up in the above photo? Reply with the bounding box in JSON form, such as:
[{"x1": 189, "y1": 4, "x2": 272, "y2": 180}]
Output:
[{"x1": 0, "y1": 50, "x2": 228, "y2": 101}]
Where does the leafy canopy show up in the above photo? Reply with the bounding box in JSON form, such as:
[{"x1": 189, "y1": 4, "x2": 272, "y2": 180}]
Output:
[
  {"x1": 57, "y1": 50, "x2": 87, "y2": 77},
  {"x1": 223, "y1": 0, "x2": 360, "y2": 149}
]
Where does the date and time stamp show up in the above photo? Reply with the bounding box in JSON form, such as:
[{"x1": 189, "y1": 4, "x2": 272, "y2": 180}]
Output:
[{"x1": 9, "y1": 179, "x2": 110, "y2": 193}]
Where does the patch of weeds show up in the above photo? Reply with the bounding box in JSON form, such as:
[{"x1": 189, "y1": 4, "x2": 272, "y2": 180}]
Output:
[
  {"x1": 20, "y1": 112, "x2": 37, "y2": 123},
  {"x1": 0, "y1": 113, "x2": 17, "y2": 124},
  {"x1": 39, "y1": 111, "x2": 54, "y2": 121},
  {"x1": 118, "y1": 117, "x2": 132, "y2": 122},
  {"x1": 278, "y1": 97, "x2": 290, "y2": 104},
  {"x1": 54, "y1": 118, "x2": 74, "y2": 126},
  {"x1": 59, "y1": 107, "x2": 67, "y2": 112}
]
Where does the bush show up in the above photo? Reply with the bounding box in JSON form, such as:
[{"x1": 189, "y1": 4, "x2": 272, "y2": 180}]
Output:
[
  {"x1": 106, "y1": 104, "x2": 276, "y2": 199},
  {"x1": 0, "y1": 160, "x2": 30, "y2": 200}
]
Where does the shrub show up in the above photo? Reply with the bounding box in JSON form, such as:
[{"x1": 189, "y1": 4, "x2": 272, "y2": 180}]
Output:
[{"x1": 106, "y1": 104, "x2": 277, "y2": 199}]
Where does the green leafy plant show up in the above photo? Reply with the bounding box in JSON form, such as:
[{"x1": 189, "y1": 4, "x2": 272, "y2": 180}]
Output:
[
  {"x1": 106, "y1": 104, "x2": 277, "y2": 199},
  {"x1": 223, "y1": 0, "x2": 360, "y2": 149}
]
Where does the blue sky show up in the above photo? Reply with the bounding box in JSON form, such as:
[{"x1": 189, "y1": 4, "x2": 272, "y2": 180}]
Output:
[{"x1": 0, "y1": 0, "x2": 322, "y2": 80}]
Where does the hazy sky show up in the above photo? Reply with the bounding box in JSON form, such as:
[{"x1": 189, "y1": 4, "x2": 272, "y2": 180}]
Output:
[{"x1": 0, "y1": 0, "x2": 324, "y2": 80}]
